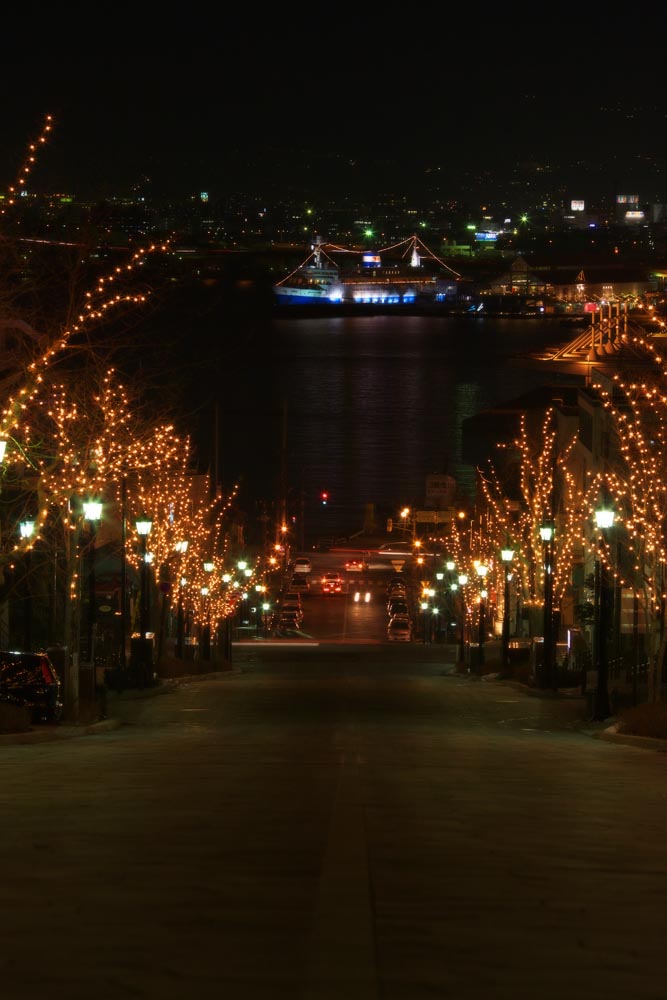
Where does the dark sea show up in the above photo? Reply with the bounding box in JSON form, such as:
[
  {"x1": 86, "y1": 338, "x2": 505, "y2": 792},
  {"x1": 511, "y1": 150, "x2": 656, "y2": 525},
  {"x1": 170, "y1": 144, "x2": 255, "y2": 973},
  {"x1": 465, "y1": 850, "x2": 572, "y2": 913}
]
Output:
[{"x1": 199, "y1": 310, "x2": 584, "y2": 547}]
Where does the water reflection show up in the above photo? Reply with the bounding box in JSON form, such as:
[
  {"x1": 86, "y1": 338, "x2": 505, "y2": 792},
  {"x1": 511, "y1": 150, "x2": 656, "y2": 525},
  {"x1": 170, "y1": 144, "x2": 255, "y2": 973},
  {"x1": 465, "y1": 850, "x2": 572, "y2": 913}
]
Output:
[{"x1": 216, "y1": 314, "x2": 579, "y2": 543}]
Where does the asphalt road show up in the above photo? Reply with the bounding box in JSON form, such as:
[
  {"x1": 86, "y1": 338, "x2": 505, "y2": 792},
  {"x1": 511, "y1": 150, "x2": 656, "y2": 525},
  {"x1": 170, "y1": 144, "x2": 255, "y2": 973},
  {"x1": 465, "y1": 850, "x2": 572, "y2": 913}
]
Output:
[{"x1": 2, "y1": 643, "x2": 666, "y2": 1000}]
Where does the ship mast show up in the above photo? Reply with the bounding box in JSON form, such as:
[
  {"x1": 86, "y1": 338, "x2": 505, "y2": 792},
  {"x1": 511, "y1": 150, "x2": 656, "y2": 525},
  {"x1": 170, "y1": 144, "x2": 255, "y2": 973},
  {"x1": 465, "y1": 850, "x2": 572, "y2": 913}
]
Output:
[
  {"x1": 312, "y1": 235, "x2": 325, "y2": 268},
  {"x1": 410, "y1": 235, "x2": 421, "y2": 269}
]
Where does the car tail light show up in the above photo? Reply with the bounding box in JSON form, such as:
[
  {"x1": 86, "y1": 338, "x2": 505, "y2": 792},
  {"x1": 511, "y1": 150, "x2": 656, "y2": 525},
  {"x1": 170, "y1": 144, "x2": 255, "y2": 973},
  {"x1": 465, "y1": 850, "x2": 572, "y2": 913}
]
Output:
[{"x1": 40, "y1": 660, "x2": 55, "y2": 684}]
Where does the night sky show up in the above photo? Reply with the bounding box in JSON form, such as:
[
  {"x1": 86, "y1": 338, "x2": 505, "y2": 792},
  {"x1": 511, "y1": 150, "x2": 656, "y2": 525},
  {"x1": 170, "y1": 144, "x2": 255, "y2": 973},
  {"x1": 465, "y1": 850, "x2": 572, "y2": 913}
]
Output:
[{"x1": 2, "y1": 21, "x2": 666, "y2": 203}]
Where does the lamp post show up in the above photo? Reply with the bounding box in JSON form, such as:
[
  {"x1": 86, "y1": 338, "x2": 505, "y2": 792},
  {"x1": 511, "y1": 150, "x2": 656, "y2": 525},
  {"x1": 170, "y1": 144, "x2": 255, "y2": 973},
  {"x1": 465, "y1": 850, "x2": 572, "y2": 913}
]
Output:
[
  {"x1": 174, "y1": 540, "x2": 189, "y2": 659},
  {"x1": 592, "y1": 504, "x2": 615, "y2": 721},
  {"x1": 176, "y1": 575, "x2": 187, "y2": 658},
  {"x1": 420, "y1": 601, "x2": 429, "y2": 643},
  {"x1": 476, "y1": 563, "x2": 488, "y2": 675},
  {"x1": 201, "y1": 560, "x2": 214, "y2": 660},
  {"x1": 400, "y1": 506, "x2": 415, "y2": 540},
  {"x1": 435, "y1": 571, "x2": 445, "y2": 642},
  {"x1": 82, "y1": 500, "x2": 103, "y2": 672},
  {"x1": 19, "y1": 518, "x2": 35, "y2": 651},
  {"x1": 255, "y1": 584, "x2": 266, "y2": 637},
  {"x1": 457, "y1": 573, "x2": 468, "y2": 667},
  {"x1": 539, "y1": 522, "x2": 555, "y2": 691},
  {"x1": 262, "y1": 601, "x2": 271, "y2": 636},
  {"x1": 120, "y1": 476, "x2": 128, "y2": 671},
  {"x1": 135, "y1": 514, "x2": 153, "y2": 685},
  {"x1": 222, "y1": 572, "x2": 233, "y2": 662},
  {"x1": 200, "y1": 586, "x2": 211, "y2": 659},
  {"x1": 500, "y1": 547, "x2": 514, "y2": 678}
]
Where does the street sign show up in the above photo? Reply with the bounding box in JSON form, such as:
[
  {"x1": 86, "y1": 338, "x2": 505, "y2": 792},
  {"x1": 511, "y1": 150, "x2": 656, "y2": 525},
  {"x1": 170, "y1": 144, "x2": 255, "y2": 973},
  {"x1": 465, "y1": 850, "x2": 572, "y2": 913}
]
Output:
[
  {"x1": 414, "y1": 510, "x2": 455, "y2": 524},
  {"x1": 391, "y1": 560, "x2": 405, "y2": 571}
]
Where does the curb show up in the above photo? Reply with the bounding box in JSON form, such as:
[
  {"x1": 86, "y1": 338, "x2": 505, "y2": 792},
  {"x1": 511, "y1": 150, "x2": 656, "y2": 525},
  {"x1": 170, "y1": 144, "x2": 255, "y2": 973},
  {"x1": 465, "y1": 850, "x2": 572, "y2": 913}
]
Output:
[
  {"x1": 1, "y1": 669, "x2": 244, "y2": 746},
  {"x1": 0, "y1": 717, "x2": 123, "y2": 745},
  {"x1": 594, "y1": 725, "x2": 667, "y2": 752}
]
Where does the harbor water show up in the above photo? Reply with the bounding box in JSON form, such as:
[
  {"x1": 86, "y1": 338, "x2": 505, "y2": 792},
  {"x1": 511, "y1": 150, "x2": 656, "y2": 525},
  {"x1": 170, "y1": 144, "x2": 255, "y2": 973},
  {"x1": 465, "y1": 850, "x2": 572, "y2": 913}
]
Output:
[{"x1": 211, "y1": 312, "x2": 583, "y2": 545}]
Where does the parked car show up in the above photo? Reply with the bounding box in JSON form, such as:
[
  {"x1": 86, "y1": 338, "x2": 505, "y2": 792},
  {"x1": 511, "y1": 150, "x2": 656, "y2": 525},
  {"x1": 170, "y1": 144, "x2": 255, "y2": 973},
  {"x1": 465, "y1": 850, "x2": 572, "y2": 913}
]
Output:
[
  {"x1": 281, "y1": 591, "x2": 302, "y2": 608},
  {"x1": 276, "y1": 610, "x2": 303, "y2": 631},
  {"x1": 280, "y1": 597, "x2": 303, "y2": 617},
  {"x1": 321, "y1": 572, "x2": 344, "y2": 594},
  {"x1": 290, "y1": 574, "x2": 310, "y2": 593},
  {"x1": 0, "y1": 650, "x2": 63, "y2": 723},
  {"x1": 292, "y1": 557, "x2": 313, "y2": 575},
  {"x1": 387, "y1": 617, "x2": 412, "y2": 641},
  {"x1": 387, "y1": 599, "x2": 410, "y2": 618}
]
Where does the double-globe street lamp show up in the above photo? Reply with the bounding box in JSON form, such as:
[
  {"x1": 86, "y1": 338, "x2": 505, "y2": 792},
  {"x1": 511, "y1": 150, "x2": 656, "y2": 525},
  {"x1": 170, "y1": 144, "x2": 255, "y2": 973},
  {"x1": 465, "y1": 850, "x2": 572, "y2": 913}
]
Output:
[
  {"x1": 456, "y1": 573, "x2": 468, "y2": 667},
  {"x1": 539, "y1": 521, "x2": 556, "y2": 691},
  {"x1": 135, "y1": 513, "x2": 153, "y2": 685},
  {"x1": 500, "y1": 546, "x2": 514, "y2": 678},
  {"x1": 81, "y1": 500, "x2": 103, "y2": 672},
  {"x1": 173, "y1": 540, "x2": 189, "y2": 659},
  {"x1": 475, "y1": 562, "x2": 489, "y2": 675},
  {"x1": 592, "y1": 503, "x2": 615, "y2": 721},
  {"x1": 201, "y1": 560, "x2": 214, "y2": 659},
  {"x1": 19, "y1": 517, "x2": 36, "y2": 651},
  {"x1": 439, "y1": 560, "x2": 457, "y2": 642}
]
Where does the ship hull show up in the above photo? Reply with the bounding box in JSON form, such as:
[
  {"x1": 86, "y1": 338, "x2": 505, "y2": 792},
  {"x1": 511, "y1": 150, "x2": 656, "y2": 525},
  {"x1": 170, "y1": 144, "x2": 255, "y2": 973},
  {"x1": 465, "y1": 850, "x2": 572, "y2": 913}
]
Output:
[{"x1": 274, "y1": 286, "x2": 332, "y2": 306}]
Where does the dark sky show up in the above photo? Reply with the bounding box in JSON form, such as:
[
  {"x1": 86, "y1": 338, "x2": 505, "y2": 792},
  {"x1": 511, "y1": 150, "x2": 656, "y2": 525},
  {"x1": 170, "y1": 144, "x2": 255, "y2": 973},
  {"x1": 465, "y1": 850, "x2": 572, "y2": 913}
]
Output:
[{"x1": 2, "y1": 21, "x2": 666, "y2": 202}]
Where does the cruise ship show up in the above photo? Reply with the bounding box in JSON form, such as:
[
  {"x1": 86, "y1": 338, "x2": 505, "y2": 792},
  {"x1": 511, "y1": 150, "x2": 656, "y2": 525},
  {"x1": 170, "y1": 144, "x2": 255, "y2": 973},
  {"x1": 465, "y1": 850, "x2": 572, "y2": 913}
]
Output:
[{"x1": 274, "y1": 235, "x2": 461, "y2": 307}]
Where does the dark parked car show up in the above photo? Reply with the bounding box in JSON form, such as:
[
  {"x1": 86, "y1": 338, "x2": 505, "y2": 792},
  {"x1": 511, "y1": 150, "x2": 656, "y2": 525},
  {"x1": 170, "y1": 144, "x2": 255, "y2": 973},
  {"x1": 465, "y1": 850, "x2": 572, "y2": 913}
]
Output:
[
  {"x1": 0, "y1": 650, "x2": 63, "y2": 723},
  {"x1": 387, "y1": 617, "x2": 412, "y2": 642},
  {"x1": 387, "y1": 598, "x2": 410, "y2": 618}
]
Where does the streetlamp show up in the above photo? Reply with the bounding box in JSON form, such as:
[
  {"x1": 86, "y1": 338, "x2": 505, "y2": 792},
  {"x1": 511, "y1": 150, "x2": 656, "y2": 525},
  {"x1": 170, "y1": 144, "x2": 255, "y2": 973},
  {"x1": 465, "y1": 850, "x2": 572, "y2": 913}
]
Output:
[
  {"x1": 457, "y1": 573, "x2": 468, "y2": 667},
  {"x1": 592, "y1": 503, "x2": 615, "y2": 721},
  {"x1": 135, "y1": 514, "x2": 153, "y2": 685},
  {"x1": 500, "y1": 547, "x2": 514, "y2": 678},
  {"x1": 261, "y1": 600, "x2": 271, "y2": 636},
  {"x1": 435, "y1": 571, "x2": 445, "y2": 642},
  {"x1": 539, "y1": 521, "x2": 555, "y2": 691},
  {"x1": 19, "y1": 517, "x2": 35, "y2": 652},
  {"x1": 200, "y1": 586, "x2": 211, "y2": 659},
  {"x1": 400, "y1": 507, "x2": 415, "y2": 540},
  {"x1": 420, "y1": 600, "x2": 429, "y2": 643},
  {"x1": 255, "y1": 584, "x2": 267, "y2": 636},
  {"x1": 202, "y1": 560, "x2": 214, "y2": 660},
  {"x1": 82, "y1": 500, "x2": 103, "y2": 672},
  {"x1": 475, "y1": 562, "x2": 489, "y2": 675},
  {"x1": 222, "y1": 572, "x2": 233, "y2": 662},
  {"x1": 174, "y1": 540, "x2": 189, "y2": 659},
  {"x1": 176, "y1": 575, "x2": 187, "y2": 658}
]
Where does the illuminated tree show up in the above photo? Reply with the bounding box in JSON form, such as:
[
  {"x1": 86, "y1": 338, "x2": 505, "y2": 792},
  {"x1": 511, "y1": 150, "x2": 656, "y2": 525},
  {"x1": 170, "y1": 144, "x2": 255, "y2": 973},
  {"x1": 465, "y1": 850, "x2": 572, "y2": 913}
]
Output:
[
  {"x1": 477, "y1": 407, "x2": 592, "y2": 636},
  {"x1": 0, "y1": 114, "x2": 254, "y2": 669},
  {"x1": 590, "y1": 341, "x2": 667, "y2": 701}
]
